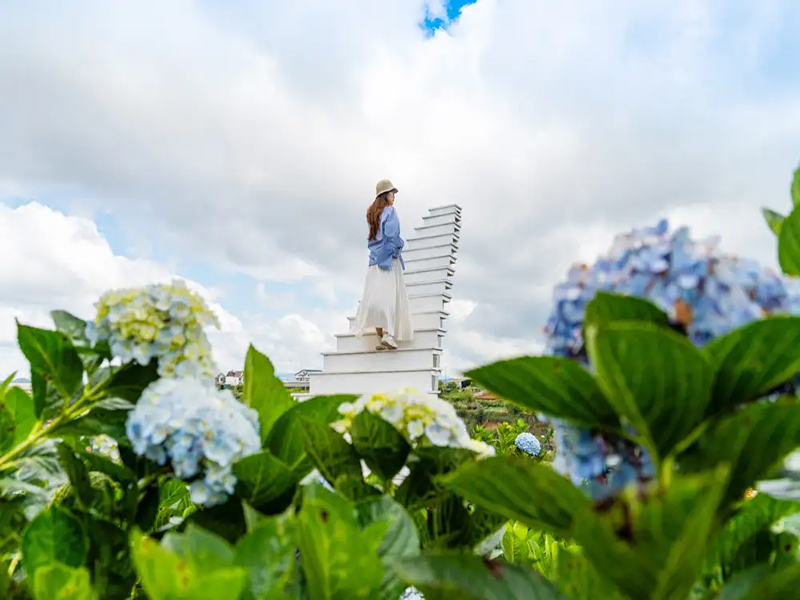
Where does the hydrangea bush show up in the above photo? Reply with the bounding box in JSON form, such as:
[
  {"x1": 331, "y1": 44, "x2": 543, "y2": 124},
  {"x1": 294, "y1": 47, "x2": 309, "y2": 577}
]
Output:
[{"x1": 4, "y1": 168, "x2": 800, "y2": 599}]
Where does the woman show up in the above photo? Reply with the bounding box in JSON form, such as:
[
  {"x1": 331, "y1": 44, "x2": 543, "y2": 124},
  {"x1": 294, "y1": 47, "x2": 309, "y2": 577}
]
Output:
[{"x1": 351, "y1": 179, "x2": 415, "y2": 350}]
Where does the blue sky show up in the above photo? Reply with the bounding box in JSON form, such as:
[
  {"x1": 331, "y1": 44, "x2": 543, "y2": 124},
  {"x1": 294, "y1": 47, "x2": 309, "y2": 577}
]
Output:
[{"x1": 422, "y1": 0, "x2": 478, "y2": 34}]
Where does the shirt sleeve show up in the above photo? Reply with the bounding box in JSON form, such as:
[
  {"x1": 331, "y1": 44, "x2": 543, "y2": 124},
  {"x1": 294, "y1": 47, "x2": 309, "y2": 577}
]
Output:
[{"x1": 383, "y1": 207, "x2": 404, "y2": 256}]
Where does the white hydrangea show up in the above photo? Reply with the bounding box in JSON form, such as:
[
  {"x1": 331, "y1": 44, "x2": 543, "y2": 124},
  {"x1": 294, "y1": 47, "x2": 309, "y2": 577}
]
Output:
[
  {"x1": 88, "y1": 434, "x2": 121, "y2": 463},
  {"x1": 332, "y1": 388, "x2": 495, "y2": 458},
  {"x1": 86, "y1": 280, "x2": 219, "y2": 379}
]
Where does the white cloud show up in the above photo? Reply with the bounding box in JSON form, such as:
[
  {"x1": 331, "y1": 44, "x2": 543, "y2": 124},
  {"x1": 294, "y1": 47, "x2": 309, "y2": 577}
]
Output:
[
  {"x1": 1, "y1": 1, "x2": 799, "y2": 376},
  {"x1": 0, "y1": 202, "x2": 250, "y2": 376}
]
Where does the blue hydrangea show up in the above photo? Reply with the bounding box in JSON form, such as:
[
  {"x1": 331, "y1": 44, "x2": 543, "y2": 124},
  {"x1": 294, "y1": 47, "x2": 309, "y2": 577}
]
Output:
[
  {"x1": 514, "y1": 432, "x2": 541, "y2": 456},
  {"x1": 544, "y1": 220, "x2": 800, "y2": 501},
  {"x1": 126, "y1": 377, "x2": 261, "y2": 507},
  {"x1": 399, "y1": 587, "x2": 424, "y2": 600},
  {"x1": 86, "y1": 280, "x2": 219, "y2": 379}
]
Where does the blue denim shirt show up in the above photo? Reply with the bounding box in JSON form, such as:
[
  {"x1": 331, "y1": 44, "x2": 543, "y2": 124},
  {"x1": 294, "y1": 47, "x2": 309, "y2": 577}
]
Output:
[{"x1": 368, "y1": 206, "x2": 405, "y2": 270}]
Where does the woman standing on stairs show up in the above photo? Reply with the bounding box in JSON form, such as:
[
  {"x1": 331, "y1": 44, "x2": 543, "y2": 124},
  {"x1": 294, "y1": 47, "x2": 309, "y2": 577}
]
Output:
[{"x1": 351, "y1": 179, "x2": 415, "y2": 350}]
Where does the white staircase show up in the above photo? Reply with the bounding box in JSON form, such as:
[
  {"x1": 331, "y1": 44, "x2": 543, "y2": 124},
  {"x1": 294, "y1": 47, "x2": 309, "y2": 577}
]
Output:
[{"x1": 307, "y1": 204, "x2": 462, "y2": 398}]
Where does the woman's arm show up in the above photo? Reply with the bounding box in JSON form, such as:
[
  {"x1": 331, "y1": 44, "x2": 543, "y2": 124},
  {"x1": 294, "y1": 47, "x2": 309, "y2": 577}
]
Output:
[{"x1": 383, "y1": 206, "x2": 404, "y2": 257}]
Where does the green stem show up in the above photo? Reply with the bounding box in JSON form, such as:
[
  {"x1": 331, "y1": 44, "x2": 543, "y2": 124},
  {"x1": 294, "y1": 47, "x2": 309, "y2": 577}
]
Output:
[
  {"x1": 7, "y1": 553, "x2": 19, "y2": 578},
  {"x1": 0, "y1": 377, "x2": 110, "y2": 471}
]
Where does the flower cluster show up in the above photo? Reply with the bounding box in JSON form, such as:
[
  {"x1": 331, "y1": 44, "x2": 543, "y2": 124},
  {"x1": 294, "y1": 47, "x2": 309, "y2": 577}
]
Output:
[
  {"x1": 546, "y1": 219, "x2": 800, "y2": 358},
  {"x1": 332, "y1": 389, "x2": 495, "y2": 458},
  {"x1": 126, "y1": 377, "x2": 261, "y2": 507},
  {"x1": 514, "y1": 432, "x2": 541, "y2": 457},
  {"x1": 400, "y1": 588, "x2": 424, "y2": 600},
  {"x1": 544, "y1": 220, "x2": 798, "y2": 500},
  {"x1": 88, "y1": 434, "x2": 121, "y2": 463},
  {"x1": 86, "y1": 280, "x2": 219, "y2": 379}
]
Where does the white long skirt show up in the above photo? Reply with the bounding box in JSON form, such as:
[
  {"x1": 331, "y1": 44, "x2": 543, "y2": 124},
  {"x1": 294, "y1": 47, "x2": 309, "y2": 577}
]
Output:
[{"x1": 351, "y1": 258, "x2": 414, "y2": 341}]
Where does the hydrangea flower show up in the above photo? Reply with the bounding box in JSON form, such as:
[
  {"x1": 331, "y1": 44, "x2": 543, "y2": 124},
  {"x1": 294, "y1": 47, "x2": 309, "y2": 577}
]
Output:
[
  {"x1": 126, "y1": 377, "x2": 261, "y2": 507},
  {"x1": 514, "y1": 432, "x2": 541, "y2": 456},
  {"x1": 332, "y1": 389, "x2": 495, "y2": 458},
  {"x1": 86, "y1": 280, "x2": 219, "y2": 379},
  {"x1": 400, "y1": 587, "x2": 424, "y2": 600},
  {"x1": 544, "y1": 220, "x2": 800, "y2": 500},
  {"x1": 88, "y1": 434, "x2": 121, "y2": 463}
]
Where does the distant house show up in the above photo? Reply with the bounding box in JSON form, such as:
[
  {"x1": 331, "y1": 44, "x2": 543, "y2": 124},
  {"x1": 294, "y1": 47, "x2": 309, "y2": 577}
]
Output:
[
  {"x1": 294, "y1": 369, "x2": 322, "y2": 382},
  {"x1": 284, "y1": 380, "x2": 311, "y2": 392},
  {"x1": 216, "y1": 370, "x2": 244, "y2": 389}
]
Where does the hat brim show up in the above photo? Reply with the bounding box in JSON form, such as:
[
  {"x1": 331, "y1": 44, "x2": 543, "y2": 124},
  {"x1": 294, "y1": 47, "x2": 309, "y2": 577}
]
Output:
[{"x1": 376, "y1": 187, "x2": 398, "y2": 198}]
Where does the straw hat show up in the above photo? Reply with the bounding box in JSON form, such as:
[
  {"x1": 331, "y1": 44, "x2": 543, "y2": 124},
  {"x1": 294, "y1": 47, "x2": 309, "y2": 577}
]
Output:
[{"x1": 375, "y1": 179, "x2": 398, "y2": 198}]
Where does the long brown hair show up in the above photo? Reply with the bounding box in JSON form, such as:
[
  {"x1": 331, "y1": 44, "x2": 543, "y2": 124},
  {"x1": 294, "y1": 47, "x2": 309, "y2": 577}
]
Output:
[{"x1": 367, "y1": 193, "x2": 392, "y2": 241}]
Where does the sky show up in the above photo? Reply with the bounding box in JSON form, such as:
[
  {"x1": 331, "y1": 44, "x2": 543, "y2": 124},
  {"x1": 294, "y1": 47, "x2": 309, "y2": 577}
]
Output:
[{"x1": 1, "y1": 0, "x2": 800, "y2": 378}]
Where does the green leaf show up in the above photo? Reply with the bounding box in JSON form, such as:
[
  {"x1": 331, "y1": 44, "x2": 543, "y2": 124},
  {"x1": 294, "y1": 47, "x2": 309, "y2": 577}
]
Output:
[
  {"x1": 392, "y1": 554, "x2": 569, "y2": 600},
  {"x1": 52, "y1": 407, "x2": 130, "y2": 440},
  {"x1": 762, "y1": 208, "x2": 785, "y2": 236},
  {"x1": 573, "y1": 468, "x2": 727, "y2": 600},
  {"x1": 100, "y1": 361, "x2": 160, "y2": 402},
  {"x1": 56, "y1": 444, "x2": 95, "y2": 510},
  {"x1": 50, "y1": 311, "x2": 107, "y2": 375},
  {"x1": 357, "y1": 496, "x2": 421, "y2": 600},
  {"x1": 719, "y1": 563, "x2": 800, "y2": 599},
  {"x1": 21, "y1": 507, "x2": 88, "y2": 579},
  {"x1": 350, "y1": 411, "x2": 411, "y2": 482},
  {"x1": 232, "y1": 451, "x2": 297, "y2": 513},
  {"x1": 234, "y1": 514, "x2": 297, "y2": 600},
  {"x1": 298, "y1": 417, "x2": 364, "y2": 486},
  {"x1": 586, "y1": 321, "x2": 715, "y2": 459},
  {"x1": 266, "y1": 394, "x2": 354, "y2": 476},
  {"x1": 585, "y1": 291, "x2": 670, "y2": 328},
  {"x1": 33, "y1": 564, "x2": 96, "y2": 600},
  {"x1": 684, "y1": 402, "x2": 800, "y2": 505},
  {"x1": 466, "y1": 356, "x2": 618, "y2": 429},
  {"x1": 703, "y1": 316, "x2": 800, "y2": 415},
  {"x1": 792, "y1": 165, "x2": 800, "y2": 208},
  {"x1": 440, "y1": 456, "x2": 592, "y2": 539},
  {"x1": 183, "y1": 499, "x2": 247, "y2": 545},
  {"x1": 0, "y1": 385, "x2": 37, "y2": 452},
  {"x1": 17, "y1": 324, "x2": 83, "y2": 404},
  {"x1": 31, "y1": 370, "x2": 60, "y2": 419},
  {"x1": 130, "y1": 528, "x2": 248, "y2": 600},
  {"x1": 243, "y1": 345, "x2": 294, "y2": 442},
  {"x1": 704, "y1": 494, "x2": 800, "y2": 575},
  {"x1": 297, "y1": 486, "x2": 386, "y2": 599},
  {"x1": 50, "y1": 310, "x2": 89, "y2": 341},
  {"x1": 136, "y1": 485, "x2": 161, "y2": 532},
  {"x1": 778, "y1": 206, "x2": 800, "y2": 276}
]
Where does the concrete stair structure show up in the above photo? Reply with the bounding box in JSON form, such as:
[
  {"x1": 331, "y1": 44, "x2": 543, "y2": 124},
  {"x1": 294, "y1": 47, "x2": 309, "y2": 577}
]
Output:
[{"x1": 307, "y1": 204, "x2": 462, "y2": 398}]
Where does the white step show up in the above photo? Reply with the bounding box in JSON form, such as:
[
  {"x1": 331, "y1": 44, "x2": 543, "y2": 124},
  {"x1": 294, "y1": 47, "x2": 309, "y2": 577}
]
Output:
[
  {"x1": 309, "y1": 369, "x2": 440, "y2": 396},
  {"x1": 323, "y1": 347, "x2": 442, "y2": 373},
  {"x1": 413, "y1": 222, "x2": 460, "y2": 238},
  {"x1": 422, "y1": 213, "x2": 461, "y2": 228},
  {"x1": 405, "y1": 233, "x2": 460, "y2": 251},
  {"x1": 406, "y1": 279, "x2": 451, "y2": 296},
  {"x1": 404, "y1": 267, "x2": 455, "y2": 285},
  {"x1": 428, "y1": 204, "x2": 462, "y2": 217},
  {"x1": 404, "y1": 255, "x2": 456, "y2": 271},
  {"x1": 403, "y1": 244, "x2": 457, "y2": 261},
  {"x1": 348, "y1": 310, "x2": 447, "y2": 331},
  {"x1": 409, "y1": 293, "x2": 450, "y2": 313},
  {"x1": 336, "y1": 328, "x2": 445, "y2": 353}
]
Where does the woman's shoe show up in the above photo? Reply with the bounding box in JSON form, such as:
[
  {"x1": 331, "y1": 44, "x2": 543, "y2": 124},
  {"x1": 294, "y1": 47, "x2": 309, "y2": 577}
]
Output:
[{"x1": 380, "y1": 333, "x2": 398, "y2": 350}]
